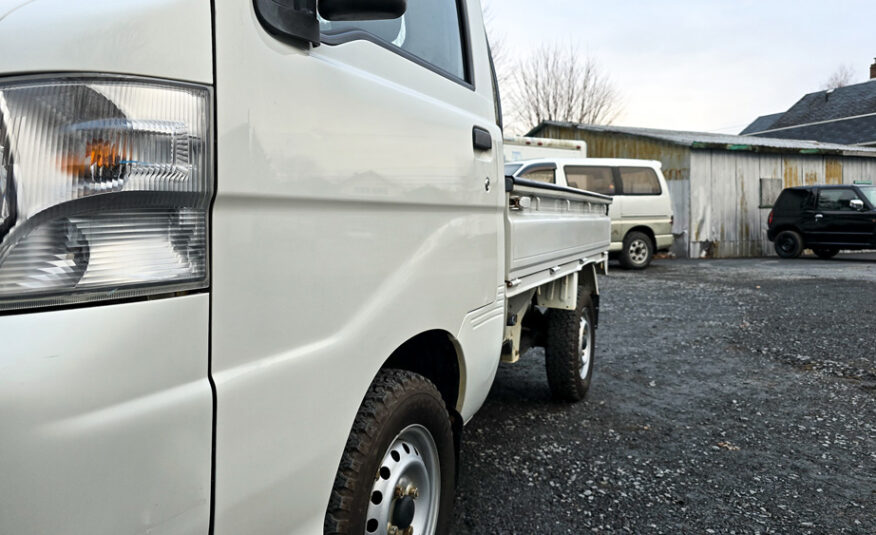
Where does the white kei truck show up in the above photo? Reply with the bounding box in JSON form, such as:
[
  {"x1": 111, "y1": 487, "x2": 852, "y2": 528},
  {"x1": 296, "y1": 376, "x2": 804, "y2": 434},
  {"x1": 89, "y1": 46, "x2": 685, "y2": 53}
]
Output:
[{"x1": 0, "y1": 1, "x2": 611, "y2": 534}]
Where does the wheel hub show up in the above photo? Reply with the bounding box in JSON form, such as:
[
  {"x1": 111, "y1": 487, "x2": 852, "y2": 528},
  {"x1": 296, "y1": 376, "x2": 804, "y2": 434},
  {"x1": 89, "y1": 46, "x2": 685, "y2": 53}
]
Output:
[
  {"x1": 629, "y1": 239, "x2": 648, "y2": 264},
  {"x1": 366, "y1": 425, "x2": 440, "y2": 535},
  {"x1": 392, "y1": 496, "x2": 416, "y2": 529},
  {"x1": 578, "y1": 314, "x2": 592, "y2": 379}
]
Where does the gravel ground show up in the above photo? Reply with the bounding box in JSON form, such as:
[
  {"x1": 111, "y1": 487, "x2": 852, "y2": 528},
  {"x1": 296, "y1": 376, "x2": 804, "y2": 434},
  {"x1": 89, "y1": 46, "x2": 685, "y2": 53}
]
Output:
[{"x1": 452, "y1": 254, "x2": 876, "y2": 534}]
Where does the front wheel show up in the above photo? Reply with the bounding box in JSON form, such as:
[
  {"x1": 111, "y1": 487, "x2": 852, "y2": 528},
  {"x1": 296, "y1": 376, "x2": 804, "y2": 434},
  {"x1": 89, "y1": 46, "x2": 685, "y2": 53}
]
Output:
[
  {"x1": 619, "y1": 231, "x2": 654, "y2": 269},
  {"x1": 813, "y1": 247, "x2": 839, "y2": 259},
  {"x1": 545, "y1": 286, "x2": 596, "y2": 402},
  {"x1": 325, "y1": 369, "x2": 455, "y2": 535}
]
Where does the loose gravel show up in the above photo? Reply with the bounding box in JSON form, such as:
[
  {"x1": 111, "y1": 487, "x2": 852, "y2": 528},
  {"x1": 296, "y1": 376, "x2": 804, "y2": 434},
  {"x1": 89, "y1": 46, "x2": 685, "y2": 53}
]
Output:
[{"x1": 452, "y1": 254, "x2": 876, "y2": 534}]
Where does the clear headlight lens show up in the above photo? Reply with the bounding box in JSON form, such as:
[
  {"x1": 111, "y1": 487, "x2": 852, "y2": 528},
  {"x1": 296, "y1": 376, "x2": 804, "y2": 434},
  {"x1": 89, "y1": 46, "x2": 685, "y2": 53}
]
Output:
[{"x1": 0, "y1": 77, "x2": 212, "y2": 311}]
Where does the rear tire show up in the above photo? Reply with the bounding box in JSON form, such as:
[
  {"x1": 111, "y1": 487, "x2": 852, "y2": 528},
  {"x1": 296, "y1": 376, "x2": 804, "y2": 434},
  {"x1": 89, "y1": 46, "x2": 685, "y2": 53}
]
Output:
[
  {"x1": 545, "y1": 286, "x2": 596, "y2": 402},
  {"x1": 619, "y1": 231, "x2": 653, "y2": 269},
  {"x1": 325, "y1": 369, "x2": 455, "y2": 535},
  {"x1": 813, "y1": 247, "x2": 839, "y2": 259},
  {"x1": 774, "y1": 230, "x2": 803, "y2": 258}
]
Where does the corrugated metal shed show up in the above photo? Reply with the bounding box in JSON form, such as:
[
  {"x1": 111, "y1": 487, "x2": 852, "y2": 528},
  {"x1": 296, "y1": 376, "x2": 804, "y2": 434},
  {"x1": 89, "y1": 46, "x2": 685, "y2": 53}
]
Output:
[{"x1": 527, "y1": 122, "x2": 876, "y2": 258}]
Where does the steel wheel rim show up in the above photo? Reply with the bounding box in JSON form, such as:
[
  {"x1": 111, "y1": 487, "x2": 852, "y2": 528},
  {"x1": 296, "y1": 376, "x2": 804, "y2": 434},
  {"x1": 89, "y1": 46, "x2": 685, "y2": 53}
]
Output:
[
  {"x1": 628, "y1": 239, "x2": 649, "y2": 265},
  {"x1": 578, "y1": 314, "x2": 592, "y2": 379},
  {"x1": 365, "y1": 424, "x2": 441, "y2": 535},
  {"x1": 779, "y1": 236, "x2": 795, "y2": 253}
]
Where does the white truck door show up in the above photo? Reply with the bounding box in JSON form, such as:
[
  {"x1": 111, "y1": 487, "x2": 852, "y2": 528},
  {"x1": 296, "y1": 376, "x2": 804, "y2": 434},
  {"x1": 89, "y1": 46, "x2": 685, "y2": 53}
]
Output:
[{"x1": 211, "y1": 1, "x2": 501, "y2": 532}]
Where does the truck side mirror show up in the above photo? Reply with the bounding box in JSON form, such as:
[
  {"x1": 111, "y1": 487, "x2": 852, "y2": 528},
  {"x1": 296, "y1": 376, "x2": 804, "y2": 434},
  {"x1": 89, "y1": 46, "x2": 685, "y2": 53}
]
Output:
[
  {"x1": 254, "y1": 0, "x2": 406, "y2": 46},
  {"x1": 319, "y1": 0, "x2": 406, "y2": 21},
  {"x1": 850, "y1": 199, "x2": 865, "y2": 211}
]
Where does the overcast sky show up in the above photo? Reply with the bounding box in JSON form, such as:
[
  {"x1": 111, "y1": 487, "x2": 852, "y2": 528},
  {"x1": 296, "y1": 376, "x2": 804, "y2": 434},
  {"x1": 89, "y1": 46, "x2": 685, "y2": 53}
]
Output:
[{"x1": 486, "y1": 0, "x2": 874, "y2": 134}]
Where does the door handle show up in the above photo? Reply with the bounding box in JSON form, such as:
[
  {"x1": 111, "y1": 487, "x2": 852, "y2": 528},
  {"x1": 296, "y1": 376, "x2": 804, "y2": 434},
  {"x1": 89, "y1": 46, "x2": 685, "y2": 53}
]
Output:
[
  {"x1": 472, "y1": 126, "x2": 492, "y2": 151},
  {"x1": 815, "y1": 214, "x2": 823, "y2": 220}
]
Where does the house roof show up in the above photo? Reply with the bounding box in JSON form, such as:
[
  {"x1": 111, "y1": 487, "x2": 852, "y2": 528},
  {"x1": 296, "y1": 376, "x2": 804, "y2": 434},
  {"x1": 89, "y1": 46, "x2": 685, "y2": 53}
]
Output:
[
  {"x1": 773, "y1": 79, "x2": 876, "y2": 127},
  {"x1": 526, "y1": 121, "x2": 876, "y2": 158},
  {"x1": 746, "y1": 115, "x2": 876, "y2": 146},
  {"x1": 739, "y1": 113, "x2": 784, "y2": 135},
  {"x1": 740, "y1": 79, "x2": 876, "y2": 143}
]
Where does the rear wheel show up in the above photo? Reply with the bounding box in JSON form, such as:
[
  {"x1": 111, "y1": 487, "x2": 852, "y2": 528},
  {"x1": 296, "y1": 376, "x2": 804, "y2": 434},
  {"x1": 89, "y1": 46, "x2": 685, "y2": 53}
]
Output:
[
  {"x1": 325, "y1": 369, "x2": 455, "y2": 535},
  {"x1": 774, "y1": 230, "x2": 803, "y2": 258},
  {"x1": 545, "y1": 286, "x2": 596, "y2": 402},
  {"x1": 813, "y1": 247, "x2": 839, "y2": 259},
  {"x1": 619, "y1": 231, "x2": 653, "y2": 269}
]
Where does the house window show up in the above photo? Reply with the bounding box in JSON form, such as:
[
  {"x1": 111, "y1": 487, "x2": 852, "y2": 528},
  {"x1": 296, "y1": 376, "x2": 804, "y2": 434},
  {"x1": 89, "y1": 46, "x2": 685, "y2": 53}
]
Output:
[{"x1": 759, "y1": 178, "x2": 783, "y2": 208}]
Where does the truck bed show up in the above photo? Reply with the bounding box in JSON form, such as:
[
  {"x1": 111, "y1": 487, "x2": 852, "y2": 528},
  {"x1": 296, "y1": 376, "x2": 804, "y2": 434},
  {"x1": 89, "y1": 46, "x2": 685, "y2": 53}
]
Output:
[{"x1": 505, "y1": 177, "x2": 611, "y2": 296}]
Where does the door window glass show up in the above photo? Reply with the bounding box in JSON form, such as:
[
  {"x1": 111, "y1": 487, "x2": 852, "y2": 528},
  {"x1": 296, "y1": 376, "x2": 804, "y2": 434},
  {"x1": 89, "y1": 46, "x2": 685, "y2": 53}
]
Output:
[
  {"x1": 320, "y1": 0, "x2": 467, "y2": 82},
  {"x1": 619, "y1": 167, "x2": 661, "y2": 195},
  {"x1": 817, "y1": 189, "x2": 862, "y2": 211},
  {"x1": 565, "y1": 166, "x2": 615, "y2": 195},
  {"x1": 519, "y1": 167, "x2": 555, "y2": 184}
]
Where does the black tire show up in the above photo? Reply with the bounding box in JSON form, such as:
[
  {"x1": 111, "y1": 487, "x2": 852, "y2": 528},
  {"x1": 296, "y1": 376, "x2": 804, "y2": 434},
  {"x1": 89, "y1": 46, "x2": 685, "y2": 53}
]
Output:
[
  {"x1": 774, "y1": 230, "x2": 803, "y2": 258},
  {"x1": 813, "y1": 247, "x2": 839, "y2": 259},
  {"x1": 545, "y1": 286, "x2": 596, "y2": 402},
  {"x1": 619, "y1": 231, "x2": 653, "y2": 269},
  {"x1": 325, "y1": 369, "x2": 455, "y2": 535}
]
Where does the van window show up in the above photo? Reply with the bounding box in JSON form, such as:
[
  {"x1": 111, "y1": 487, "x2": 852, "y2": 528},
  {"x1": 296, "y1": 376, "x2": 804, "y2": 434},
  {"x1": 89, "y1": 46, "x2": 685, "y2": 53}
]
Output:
[
  {"x1": 565, "y1": 166, "x2": 615, "y2": 195},
  {"x1": 320, "y1": 0, "x2": 468, "y2": 83},
  {"x1": 519, "y1": 166, "x2": 555, "y2": 184},
  {"x1": 619, "y1": 167, "x2": 661, "y2": 195}
]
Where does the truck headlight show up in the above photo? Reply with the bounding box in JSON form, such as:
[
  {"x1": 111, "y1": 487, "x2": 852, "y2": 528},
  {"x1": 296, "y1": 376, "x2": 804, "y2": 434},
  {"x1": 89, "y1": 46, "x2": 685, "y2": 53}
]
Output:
[{"x1": 0, "y1": 77, "x2": 212, "y2": 311}]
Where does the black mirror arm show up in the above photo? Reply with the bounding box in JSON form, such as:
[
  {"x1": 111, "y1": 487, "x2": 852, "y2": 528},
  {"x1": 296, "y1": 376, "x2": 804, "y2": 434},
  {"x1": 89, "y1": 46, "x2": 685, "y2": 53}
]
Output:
[{"x1": 253, "y1": 0, "x2": 321, "y2": 46}]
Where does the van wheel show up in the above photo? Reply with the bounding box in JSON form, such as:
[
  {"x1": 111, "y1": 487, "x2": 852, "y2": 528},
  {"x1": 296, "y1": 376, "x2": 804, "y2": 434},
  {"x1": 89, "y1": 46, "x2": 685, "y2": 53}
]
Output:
[
  {"x1": 619, "y1": 231, "x2": 653, "y2": 269},
  {"x1": 545, "y1": 286, "x2": 595, "y2": 402},
  {"x1": 813, "y1": 247, "x2": 839, "y2": 259},
  {"x1": 325, "y1": 369, "x2": 455, "y2": 535},
  {"x1": 774, "y1": 230, "x2": 803, "y2": 258}
]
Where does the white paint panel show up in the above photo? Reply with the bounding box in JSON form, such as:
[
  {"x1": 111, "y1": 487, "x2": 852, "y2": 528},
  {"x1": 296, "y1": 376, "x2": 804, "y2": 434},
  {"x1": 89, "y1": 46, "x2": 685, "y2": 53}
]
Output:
[
  {"x1": 211, "y1": 1, "x2": 503, "y2": 533},
  {"x1": 0, "y1": 0, "x2": 213, "y2": 83},
  {"x1": 0, "y1": 295, "x2": 212, "y2": 535}
]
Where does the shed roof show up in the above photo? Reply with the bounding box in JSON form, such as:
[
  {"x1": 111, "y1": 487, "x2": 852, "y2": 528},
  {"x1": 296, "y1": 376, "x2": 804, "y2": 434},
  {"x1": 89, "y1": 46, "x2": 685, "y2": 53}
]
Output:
[{"x1": 527, "y1": 121, "x2": 876, "y2": 158}]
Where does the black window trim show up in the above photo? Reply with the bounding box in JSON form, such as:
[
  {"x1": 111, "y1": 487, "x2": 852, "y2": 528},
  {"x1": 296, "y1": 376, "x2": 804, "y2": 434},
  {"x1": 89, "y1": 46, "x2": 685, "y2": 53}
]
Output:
[
  {"x1": 319, "y1": 0, "x2": 475, "y2": 90},
  {"x1": 615, "y1": 166, "x2": 663, "y2": 196}
]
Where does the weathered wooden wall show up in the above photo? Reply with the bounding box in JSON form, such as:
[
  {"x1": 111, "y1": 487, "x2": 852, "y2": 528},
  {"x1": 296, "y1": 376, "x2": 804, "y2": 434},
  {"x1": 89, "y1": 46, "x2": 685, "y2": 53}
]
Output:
[
  {"x1": 689, "y1": 151, "x2": 876, "y2": 258},
  {"x1": 536, "y1": 125, "x2": 876, "y2": 258}
]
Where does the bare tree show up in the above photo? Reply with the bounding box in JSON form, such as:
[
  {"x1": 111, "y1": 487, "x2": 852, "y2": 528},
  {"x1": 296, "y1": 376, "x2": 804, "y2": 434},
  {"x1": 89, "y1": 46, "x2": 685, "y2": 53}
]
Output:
[
  {"x1": 481, "y1": 1, "x2": 511, "y2": 87},
  {"x1": 509, "y1": 43, "x2": 622, "y2": 132},
  {"x1": 823, "y1": 64, "x2": 856, "y2": 90}
]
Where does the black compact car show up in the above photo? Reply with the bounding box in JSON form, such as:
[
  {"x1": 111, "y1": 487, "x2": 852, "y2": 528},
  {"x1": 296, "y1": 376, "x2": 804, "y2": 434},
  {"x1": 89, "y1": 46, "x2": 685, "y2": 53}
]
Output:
[{"x1": 767, "y1": 185, "x2": 876, "y2": 259}]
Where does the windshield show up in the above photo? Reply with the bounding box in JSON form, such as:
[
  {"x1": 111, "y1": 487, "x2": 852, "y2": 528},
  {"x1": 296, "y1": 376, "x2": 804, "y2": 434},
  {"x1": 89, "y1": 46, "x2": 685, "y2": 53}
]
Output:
[
  {"x1": 504, "y1": 163, "x2": 523, "y2": 176},
  {"x1": 858, "y1": 186, "x2": 876, "y2": 207}
]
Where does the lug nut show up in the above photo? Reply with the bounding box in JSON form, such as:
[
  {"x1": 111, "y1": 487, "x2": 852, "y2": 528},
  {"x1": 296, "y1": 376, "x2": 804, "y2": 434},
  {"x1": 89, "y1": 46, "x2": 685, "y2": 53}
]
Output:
[
  {"x1": 406, "y1": 485, "x2": 419, "y2": 499},
  {"x1": 403, "y1": 527, "x2": 414, "y2": 535},
  {"x1": 387, "y1": 526, "x2": 399, "y2": 535},
  {"x1": 394, "y1": 486, "x2": 404, "y2": 499}
]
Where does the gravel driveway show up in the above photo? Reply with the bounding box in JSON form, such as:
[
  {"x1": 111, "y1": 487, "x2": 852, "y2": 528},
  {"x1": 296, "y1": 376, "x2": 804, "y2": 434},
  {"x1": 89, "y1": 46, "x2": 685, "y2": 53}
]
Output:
[{"x1": 452, "y1": 254, "x2": 876, "y2": 534}]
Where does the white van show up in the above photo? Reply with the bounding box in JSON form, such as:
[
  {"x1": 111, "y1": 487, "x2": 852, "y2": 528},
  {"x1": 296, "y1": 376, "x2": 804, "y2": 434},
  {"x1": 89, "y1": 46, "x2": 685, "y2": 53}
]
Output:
[{"x1": 505, "y1": 158, "x2": 674, "y2": 269}]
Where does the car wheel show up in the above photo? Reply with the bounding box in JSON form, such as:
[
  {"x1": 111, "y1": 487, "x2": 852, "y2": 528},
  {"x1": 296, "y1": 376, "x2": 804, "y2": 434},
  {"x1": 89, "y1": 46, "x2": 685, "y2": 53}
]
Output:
[
  {"x1": 774, "y1": 230, "x2": 803, "y2": 258},
  {"x1": 545, "y1": 286, "x2": 596, "y2": 402},
  {"x1": 619, "y1": 231, "x2": 653, "y2": 269},
  {"x1": 813, "y1": 247, "x2": 839, "y2": 259},
  {"x1": 325, "y1": 369, "x2": 455, "y2": 535}
]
